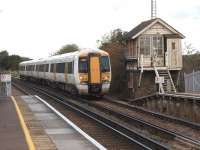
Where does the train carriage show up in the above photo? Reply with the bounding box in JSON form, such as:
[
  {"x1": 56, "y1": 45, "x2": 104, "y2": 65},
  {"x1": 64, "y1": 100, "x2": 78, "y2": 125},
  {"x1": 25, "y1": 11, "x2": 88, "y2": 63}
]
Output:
[{"x1": 19, "y1": 49, "x2": 111, "y2": 96}]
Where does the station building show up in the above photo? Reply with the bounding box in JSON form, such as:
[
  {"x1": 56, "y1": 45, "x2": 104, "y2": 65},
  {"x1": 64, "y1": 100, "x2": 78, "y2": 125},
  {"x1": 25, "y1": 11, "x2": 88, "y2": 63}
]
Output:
[{"x1": 125, "y1": 18, "x2": 185, "y2": 98}]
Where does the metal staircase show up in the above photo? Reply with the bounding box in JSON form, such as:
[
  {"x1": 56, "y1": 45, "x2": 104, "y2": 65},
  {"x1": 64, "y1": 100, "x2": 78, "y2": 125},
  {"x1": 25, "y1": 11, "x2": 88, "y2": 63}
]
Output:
[{"x1": 154, "y1": 67, "x2": 176, "y2": 94}]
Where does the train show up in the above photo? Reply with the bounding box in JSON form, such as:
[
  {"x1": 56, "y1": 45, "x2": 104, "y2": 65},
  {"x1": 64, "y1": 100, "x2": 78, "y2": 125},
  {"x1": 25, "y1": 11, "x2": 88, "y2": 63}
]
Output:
[{"x1": 19, "y1": 49, "x2": 111, "y2": 96}]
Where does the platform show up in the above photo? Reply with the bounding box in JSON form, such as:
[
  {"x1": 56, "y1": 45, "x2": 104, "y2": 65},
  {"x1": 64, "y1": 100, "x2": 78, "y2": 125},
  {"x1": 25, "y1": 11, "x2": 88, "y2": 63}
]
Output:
[
  {"x1": 0, "y1": 96, "x2": 28, "y2": 150},
  {"x1": 13, "y1": 95, "x2": 105, "y2": 150}
]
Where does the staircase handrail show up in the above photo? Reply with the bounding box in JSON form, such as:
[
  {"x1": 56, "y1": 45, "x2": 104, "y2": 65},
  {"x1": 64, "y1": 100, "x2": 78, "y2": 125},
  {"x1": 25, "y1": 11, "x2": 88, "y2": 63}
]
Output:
[
  {"x1": 138, "y1": 55, "x2": 144, "y2": 87},
  {"x1": 153, "y1": 65, "x2": 165, "y2": 94},
  {"x1": 167, "y1": 69, "x2": 177, "y2": 93}
]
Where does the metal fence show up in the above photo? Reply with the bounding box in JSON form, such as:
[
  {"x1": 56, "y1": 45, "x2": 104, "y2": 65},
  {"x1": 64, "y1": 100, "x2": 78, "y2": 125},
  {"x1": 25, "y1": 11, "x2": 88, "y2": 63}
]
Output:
[{"x1": 184, "y1": 71, "x2": 200, "y2": 93}]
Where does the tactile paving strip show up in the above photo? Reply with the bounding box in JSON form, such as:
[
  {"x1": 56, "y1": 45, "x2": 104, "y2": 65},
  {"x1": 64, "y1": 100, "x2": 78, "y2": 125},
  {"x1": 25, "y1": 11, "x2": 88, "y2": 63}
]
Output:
[{"x1": 15, "y1": 96, "x2": 57, "y2": 150}]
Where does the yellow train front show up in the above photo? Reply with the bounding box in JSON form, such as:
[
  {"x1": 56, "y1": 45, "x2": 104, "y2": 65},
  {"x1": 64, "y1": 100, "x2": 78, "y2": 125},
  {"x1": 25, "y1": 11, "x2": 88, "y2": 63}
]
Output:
[{"x1": 77, "y1": 50, "x2": 111, "y2": 96}]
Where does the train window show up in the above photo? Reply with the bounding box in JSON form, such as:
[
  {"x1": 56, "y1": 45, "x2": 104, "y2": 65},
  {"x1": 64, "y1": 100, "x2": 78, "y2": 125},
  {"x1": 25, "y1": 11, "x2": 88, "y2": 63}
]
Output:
[
  {"x1": 34, "y1": 65, "x2": 36, "y2": 71},
  {"x1": 20, "y1": 66, "x2": 25, "y2": 71},
  {"x1": 67, "y1": 62, "x2": 74, "y2": 74},
  {"x1": 42, "y1": 65, "x2": 45, "y2": 72},
  {"x1": 30, "y1": 65, "x2": 34, "y2": 71},
  {"x1": 56, "y1": 63, "x2": 65, "y2": 73},
  {"x1": 36, "y1": 65, "x2": 39, "y2": 71},
  {"x1": 79, "y1": 58, "x2": 88, "y2": 73},
  {"x1": 39, "y1": 65, "x2": 44, "y2": 72},
  {"x1": 101, "y1": 56, "x2": 110, "y2": 72},
  {"x1": 27, "y1": 65, "x2": 32, "y2": 71},
  {"x1": 50, "y1": 64, "x2": 54, "y2": 72},
  {"x1": 39, "y1": 65, "x2": 41, "y2": 71},
  {"x1": 45, "y1": 64, "x2": 49, "y2": 72}
]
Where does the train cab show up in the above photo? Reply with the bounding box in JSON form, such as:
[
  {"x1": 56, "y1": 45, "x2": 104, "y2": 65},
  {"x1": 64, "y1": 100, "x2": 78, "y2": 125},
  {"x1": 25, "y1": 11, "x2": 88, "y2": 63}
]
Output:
[{"x1": 77, "y1": 50, "x2": 111, "y2": 96}]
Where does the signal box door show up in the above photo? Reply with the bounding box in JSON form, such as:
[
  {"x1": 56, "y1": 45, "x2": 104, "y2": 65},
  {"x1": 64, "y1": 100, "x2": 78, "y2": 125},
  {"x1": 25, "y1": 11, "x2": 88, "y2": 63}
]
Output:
[{"x1": 90, "y1": 56, "x2": 101, "y2": 84}]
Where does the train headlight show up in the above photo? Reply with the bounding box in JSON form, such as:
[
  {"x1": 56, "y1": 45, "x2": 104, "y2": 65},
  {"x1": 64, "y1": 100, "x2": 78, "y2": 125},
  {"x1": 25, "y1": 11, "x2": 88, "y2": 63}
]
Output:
[
  {"x1": 79, "y1": 76, "x2": 83, "y2": 80},
  {"x1": 103, "y1": 76, "x2": 109, "y2": 80},
  {"x1": 79, "y1": 74, "x2": 88, "y2": 83},
  {"x1": 101, "y1": 72, "x2": 110, "y2": 82}
]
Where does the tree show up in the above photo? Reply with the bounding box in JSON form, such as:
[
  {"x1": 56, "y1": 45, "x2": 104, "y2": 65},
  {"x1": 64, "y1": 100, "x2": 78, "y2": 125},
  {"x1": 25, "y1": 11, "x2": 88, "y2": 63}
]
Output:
[
  {"x1": 184, "y1": 42, "x2": 198, "y2": 55},
  {"x1": 97, "y1": 29, "x2": 128, "y2": 96},
  {"x1": 97, "y1": 28, "x2": 127, "y2": 49},
  {"x1": 0, "y1": 50, "x2": 9, "y2": 71},
  {"x1": 6, "y1": 55, "x2": 25, "y2": 70},
  {"x1": 53, "y1": 44, "x2": 79, "y2": 55},
  {"x1": 0, "y1": 50, "x2": 31, "y2": 71}
]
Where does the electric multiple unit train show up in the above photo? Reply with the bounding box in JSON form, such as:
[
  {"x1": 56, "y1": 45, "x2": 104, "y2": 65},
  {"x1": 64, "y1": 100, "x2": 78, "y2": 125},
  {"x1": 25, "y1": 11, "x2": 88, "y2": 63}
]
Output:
[{"x1": 19, "y1": 49, "x2": 111, "y2": 96}]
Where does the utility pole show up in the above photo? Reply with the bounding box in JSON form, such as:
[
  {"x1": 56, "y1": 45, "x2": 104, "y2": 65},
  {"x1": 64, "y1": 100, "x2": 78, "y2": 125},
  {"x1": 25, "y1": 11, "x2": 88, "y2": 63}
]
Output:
[{"x1": 151, "y1": 0, "x2": 157, "y2": 19}]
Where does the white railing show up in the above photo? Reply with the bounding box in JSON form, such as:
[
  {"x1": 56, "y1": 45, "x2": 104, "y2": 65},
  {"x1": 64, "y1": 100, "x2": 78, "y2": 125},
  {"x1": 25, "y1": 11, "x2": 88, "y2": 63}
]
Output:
[
  {"x1": 165, "y1": 51, "x2": 169, "y2": 67},
  {"x1": 138, "y1": 55, "x2": 144, "y2": 87},
  {"x1": 167, "y1": 69, "x2": 176, "y2": 92},
  {"x1": 153, "y1": 66, "x2": 165, "y2": 94},
  {"x1": 185, "y1": 70, "x2": 200, "y2": 93}
]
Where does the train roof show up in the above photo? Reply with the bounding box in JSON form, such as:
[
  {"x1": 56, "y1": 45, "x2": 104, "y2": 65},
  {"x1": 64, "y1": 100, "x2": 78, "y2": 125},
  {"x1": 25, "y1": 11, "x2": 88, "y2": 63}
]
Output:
[{"x1": 20, "y1": 49, "x2": 109, "y2": 65}]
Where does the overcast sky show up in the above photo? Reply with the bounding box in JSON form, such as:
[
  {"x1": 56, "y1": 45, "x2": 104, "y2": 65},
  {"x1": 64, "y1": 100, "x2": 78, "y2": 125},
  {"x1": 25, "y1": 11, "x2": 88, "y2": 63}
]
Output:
[{"x1": 0, "y1": 0, "x2": 200, "y2": 59}]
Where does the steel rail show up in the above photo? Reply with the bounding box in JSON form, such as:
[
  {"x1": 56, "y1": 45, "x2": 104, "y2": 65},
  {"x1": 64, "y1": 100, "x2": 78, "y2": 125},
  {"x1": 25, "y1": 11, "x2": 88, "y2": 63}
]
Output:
[
  {"x1": 110, "y1": 95, "x2": 200, "y2": 130},
  {"x1": 98, "y1": 97, "x2": 200, "y2": 147},
  {"x1": 12, "y1": 81, "x2": 161, "y2": 150},
  {"x1": 13, "y1": 79, "x2": 200, "y2": 149},
  {"x1": 159, "y1": 93, "x2": 200, "y2": 101}
]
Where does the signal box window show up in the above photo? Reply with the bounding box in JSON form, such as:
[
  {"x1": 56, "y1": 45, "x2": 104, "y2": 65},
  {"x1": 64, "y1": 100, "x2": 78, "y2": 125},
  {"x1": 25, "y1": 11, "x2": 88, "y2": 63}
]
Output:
[
  {"x1": 140, "y1": 36, "x2": 151, "y2": 56},
  {"x1": 172, "y1": 42, "x2": 176, "y2": 50},
  {"x1": 79, "y1": 58, "x2": 88, "y2": 73},
  {"x1": 153, "y1": 36, "x2": 163, "y2": 56}
]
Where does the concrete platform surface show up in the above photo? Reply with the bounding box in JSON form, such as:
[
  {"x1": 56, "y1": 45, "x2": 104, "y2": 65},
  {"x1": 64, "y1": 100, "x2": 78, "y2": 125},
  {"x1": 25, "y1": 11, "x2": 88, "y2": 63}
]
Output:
[
  {"x1": 0, "y1": 96, "x2": 28, "y2": 150},
  {"x1": 18, "y1": 95, "x2": 105, "y2": 150}
]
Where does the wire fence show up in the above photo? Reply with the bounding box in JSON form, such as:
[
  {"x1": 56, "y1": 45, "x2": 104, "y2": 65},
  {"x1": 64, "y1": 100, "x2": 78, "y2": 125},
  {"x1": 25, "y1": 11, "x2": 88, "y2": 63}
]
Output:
[{"x1": 184, "y1": 71, "x2": 200, "y2": 93}]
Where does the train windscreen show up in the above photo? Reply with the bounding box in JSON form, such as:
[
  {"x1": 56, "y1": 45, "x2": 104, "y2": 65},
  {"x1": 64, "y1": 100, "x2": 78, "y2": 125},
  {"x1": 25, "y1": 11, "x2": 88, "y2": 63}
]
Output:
[
  {"x1": 100, "y1": 56, "x2": 110, "y2": 72},
  {"x1": 79, "y1": 58, "x2": 88, "y2": 73}
]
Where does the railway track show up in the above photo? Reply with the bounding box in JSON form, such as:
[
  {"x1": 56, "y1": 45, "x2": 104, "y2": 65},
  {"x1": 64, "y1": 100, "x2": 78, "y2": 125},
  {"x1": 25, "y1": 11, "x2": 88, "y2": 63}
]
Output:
[
  {"x1": 13, "y1": 79, "x2": 167, "y2": 150},
  {"x1": 124, "y1": 94, "x2": 200, "y2": 126},
  {"x1": 91, "y1": 98, "x2": 200, "y2": 148},
  {"x1": 13, "y1": 78, "x2": 200, "y2": 149},
  {"x1": 105, "y1": 95, "x2": 200, "y2": 129}
]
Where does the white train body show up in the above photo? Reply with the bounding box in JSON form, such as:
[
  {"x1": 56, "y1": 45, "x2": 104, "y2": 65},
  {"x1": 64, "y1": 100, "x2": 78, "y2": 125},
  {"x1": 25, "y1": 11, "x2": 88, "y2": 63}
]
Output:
[{"x1": 19, "y1": 49, "x2": 111, "y2": 96}]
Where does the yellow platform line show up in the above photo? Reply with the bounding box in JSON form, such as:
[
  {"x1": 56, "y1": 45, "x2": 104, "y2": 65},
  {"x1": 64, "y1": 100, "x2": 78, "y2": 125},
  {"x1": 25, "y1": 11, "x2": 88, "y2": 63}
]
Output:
[{"x1": 11, "y1": 96, "x2": 36, "y2": 150}]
